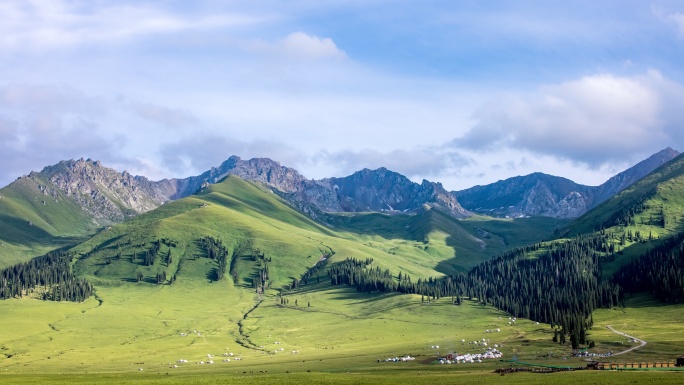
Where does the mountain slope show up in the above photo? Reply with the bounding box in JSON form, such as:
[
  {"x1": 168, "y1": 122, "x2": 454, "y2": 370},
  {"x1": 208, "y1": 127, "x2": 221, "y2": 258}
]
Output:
[
  {"x1": 0, "y1": 157, "x2": 468, "y2": 266},
  {"x1": 72, "y1": 175, "x2": 477, "y2": 290},
  {"x1": 591, "y1": 147, "x2": 680, "y2": 208},
  {"x1": 168, "y1": 157, "x2": 469, "y2": 218},
  {"x1": 0, "y1": 159, "x2": 175, "y2": 267},
  {"x1": 454, "y1": 172, "x2": 594, "y2": 218},
  {"x1": 565, "y1": 152, "x2": 684, "y2": 237},
  {"x1": 455, "y1": 148, "x2": 680, "y2": 219},
  {"x1": 312, "y1": 167, "x2": 467, "y2": 216}
]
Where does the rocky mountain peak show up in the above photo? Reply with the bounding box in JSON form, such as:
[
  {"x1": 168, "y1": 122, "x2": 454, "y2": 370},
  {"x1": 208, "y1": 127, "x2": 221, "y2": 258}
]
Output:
[
  {"x1": 16, "y1": 158, "x2": 171, "y2": 226},
  {"x1": 455, "y1": 148, "x2": 680, "y2": 218}
]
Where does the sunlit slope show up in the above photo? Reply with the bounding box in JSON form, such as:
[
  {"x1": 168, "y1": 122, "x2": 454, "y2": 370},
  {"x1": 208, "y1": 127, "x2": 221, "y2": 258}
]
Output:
[
  {"x1": 0, "y1": 176, "x2": 94, "y2": 268},
  {"x1": 566, "y1": 153, "x2": 684, "y2": 237},
  {"x1": 558, "y1": 154, "x2": 684, "y2": 275},
  {"x1": 72, "y1": 176, "x2": 489, "y2": 288},
  {"x1": 327, "y1": 207, "x2": 564, "y2": 275}
]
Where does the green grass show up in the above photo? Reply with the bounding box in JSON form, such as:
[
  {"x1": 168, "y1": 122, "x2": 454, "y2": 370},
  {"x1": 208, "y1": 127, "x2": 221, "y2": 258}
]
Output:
[
  {"x1": 2, "y1": 368, "x2": 683, "y2": 384},
  {"x1": 70, "y1": 176, "x2": 560, "y2": 289},
  {"x1": 1, "y1": 286, "x2": 682, "y2": 383},
  {"x1": 1, "y1": 174, "x2": 683, "y2": 384},
  {"x1": 566, "y1": 154, "x2": 684, "y2": 238},
  {"x1": 0, "y1": 176, "x2": 97, "y2": 268},
  {"x1": 589, "y1": 293, "x2": 684, "y2": 363}
]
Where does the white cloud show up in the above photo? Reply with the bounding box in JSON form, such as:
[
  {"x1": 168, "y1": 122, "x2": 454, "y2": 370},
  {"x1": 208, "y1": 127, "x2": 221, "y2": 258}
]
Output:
[
  {"x1": 243, "y1": 31, "x2": 347, "y2": 60},
  {"x1": 455, "y1": 70, "x2": 684, "y2": 166},
  {"x1": 653, "y1": 6, "x2": 684, "y2": 37},
  {"x1": 0, "y1": 0, "x2": 263, "y2": 50},
  {"x1": 0, "y1": 84, "x2": 213, "y2": 184},
  {"x1": 159, "y1": 134, "x2": 303, "y2": 179},
  {"x1": 281, "y1": 32, "x2": 346, "y2": 59},
  {"x1": 668, "y1": 12, "x2": 684, "y2": 35}
]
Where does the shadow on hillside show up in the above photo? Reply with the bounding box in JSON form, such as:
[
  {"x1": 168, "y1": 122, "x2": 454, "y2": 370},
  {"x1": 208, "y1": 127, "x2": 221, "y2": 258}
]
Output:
[
  {"x1": 620, "y1": 293, "x2": 676, "y2": 308},
  {"x1": 92, "y1": 235, "x2": 125, "y2": 252},
  {"x1": 0, "y1": 214, "x2": 54, "y2": 244},
  {"x1": 432, "y1": 235, "x2": 472, "y2": 277},
  {"x1": 326, "y1": 291, "x2": 400, "y2": 305},
  {"x1": 321, "y1": 212, "x2": 417, "y2": 241}
]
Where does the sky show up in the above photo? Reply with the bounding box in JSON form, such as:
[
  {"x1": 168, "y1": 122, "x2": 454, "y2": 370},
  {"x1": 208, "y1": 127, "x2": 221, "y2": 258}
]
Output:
[{"x1": 1, "y1": 0, "x2": 684, "y2": 190}]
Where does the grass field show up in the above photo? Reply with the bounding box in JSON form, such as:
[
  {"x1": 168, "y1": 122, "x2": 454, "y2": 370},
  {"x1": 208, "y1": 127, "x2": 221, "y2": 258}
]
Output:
[
  {"x1": 2, "y1": 369, "x2": 683, "y2": 385},
  {"x1": 1, "y1": 176, "x2": 683, "y2": 384},
  {"x1": 1, "y1": 286, "x2": 682, "y2": 384}
]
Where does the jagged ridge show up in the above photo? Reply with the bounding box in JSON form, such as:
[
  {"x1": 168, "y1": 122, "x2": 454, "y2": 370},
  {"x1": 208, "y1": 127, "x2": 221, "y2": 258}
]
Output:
[{"x1": 454, "y1": 148, "x2": 680, "y2": 219}]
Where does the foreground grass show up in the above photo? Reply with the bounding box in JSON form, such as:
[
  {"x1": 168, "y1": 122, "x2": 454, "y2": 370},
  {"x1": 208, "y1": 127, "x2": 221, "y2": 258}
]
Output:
[{"x1": 2, "y1": 368, "x2": 683, "y2": 385}]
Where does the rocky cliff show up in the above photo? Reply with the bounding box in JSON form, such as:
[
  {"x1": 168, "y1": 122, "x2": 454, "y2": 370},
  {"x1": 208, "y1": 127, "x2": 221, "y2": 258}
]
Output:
[
  {"x1": 454, "y1": 148, "x2": 680, "y2": 218},
  {"x1": 22, "y1": 158, "x2": 172, "y2": 225}
]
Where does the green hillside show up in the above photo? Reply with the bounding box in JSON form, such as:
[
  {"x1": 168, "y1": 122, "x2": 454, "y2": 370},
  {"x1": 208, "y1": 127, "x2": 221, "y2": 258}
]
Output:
[
  {"x1": 70, "y1": 176, "x2": 562, "y2": 288},
  {"x1": 325, "y1": 206, "x2": 564, "y2": 275},
  {"x1": 559, "y1": 153, "x2": 684, "y2": 275},
  {"x1": 0, "y1": 176, "x2": 95, "y2": 268},
  {"x1": 566, "y1": 153, "x2": 684, "y2": 237},
  {"x1": 1, "y1": 173, "x2": 683, "y2": 383}
]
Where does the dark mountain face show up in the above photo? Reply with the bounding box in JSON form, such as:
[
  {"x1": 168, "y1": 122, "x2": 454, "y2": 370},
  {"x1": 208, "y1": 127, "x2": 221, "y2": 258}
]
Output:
[
  {"x1": 454, "y1": 148, "x2": 680, "y2": 219},
  {"x1": 454, "y1": 173, "x2": 594, "y2": 218},
  {"x1": 591, "y1": 147, "x2": 680, "y2": 208},
  {"x1": 3, "y1": 156, "x2": 468, "y2": 236},
  {"x1": 161, "y1": 156, "x2": 309, "y2": 200},
  {"x1": 4, "y1": 147, "x2": 678, "y2": 235}
]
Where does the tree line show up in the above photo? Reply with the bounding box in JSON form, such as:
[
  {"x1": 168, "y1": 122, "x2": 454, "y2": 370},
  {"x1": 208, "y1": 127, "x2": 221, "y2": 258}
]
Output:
[
  {"x1": 613, "y1": 230, "x2": 684, "y2": 303},
  {"x1": 326, "y1": 234, "x2": 621, "y2": 349},
  {"x1": 0, "y1": 250, "x2": 92, "y2": 302}
]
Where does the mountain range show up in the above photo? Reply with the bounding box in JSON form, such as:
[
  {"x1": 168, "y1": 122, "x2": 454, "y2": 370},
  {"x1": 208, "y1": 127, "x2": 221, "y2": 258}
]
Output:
[{"x1": 0, "y1": 148, "x2": 679, "y2": 258}]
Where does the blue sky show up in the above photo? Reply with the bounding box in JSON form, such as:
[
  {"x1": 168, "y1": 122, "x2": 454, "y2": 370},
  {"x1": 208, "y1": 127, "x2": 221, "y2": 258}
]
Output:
[{"x1": 1, "y1": 0, "x2": 684, "y2": 190}]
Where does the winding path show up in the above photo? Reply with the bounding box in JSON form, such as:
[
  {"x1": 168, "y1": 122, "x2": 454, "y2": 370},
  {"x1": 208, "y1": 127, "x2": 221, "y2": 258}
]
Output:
[
  {"x1": 236, "y1": 300, "x2": 264, "y2": 351},
  {"x1": 605, "y1": 325, "x2": 647, "y2": 356}
]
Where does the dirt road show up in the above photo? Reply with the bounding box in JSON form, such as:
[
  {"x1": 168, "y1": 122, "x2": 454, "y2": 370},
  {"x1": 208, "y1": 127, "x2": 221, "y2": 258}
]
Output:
[{"x1": 606, "y1": 325, "x2": 647, "y2": 356}]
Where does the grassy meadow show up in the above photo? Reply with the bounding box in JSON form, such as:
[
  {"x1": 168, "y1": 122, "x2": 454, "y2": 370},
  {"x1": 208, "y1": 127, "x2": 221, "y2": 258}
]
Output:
[
  {"x1": 1, "y1": 176, "x2": 683, "y2": 384},
  {"x1": 1, "y1": 284, "x2": 683, "y2": 384}
]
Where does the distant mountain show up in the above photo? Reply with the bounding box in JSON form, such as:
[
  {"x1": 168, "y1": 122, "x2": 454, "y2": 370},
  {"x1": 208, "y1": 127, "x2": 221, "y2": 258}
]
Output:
[
  {"x1": 160, "y1": 156, "x2": 309, "y2": 200},
  {"x1": 591, "y1": 147, "x2": 681, "y2": 208},
  {"x1": 1, "y1": 148, "x2": 675, "y2": 265},
  {"x1": 454, "y1": 148, "x2": 680, "y2": 219},
  {"x1": 0, "y1": 158, "x2": 175, "y2": 267},
  {"x1": 169, "y1": 157, "x2": 469, "y2": 218},
  {"x1": 566, "y1": 151, "x2": 684, "y2": 236},
  {"x1": 38, "y1": 158, "x2": 174, "y2": 223},
  {"x1": 454, "y1": 172, "x2": 593, "y2": 218},
  {"x1": 0, "y1": 156, "x2": 469, "y2": 264}
]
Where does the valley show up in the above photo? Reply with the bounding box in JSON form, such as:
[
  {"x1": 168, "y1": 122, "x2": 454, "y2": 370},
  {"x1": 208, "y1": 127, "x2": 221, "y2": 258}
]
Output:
[{"x1": 1, "y1": 154, "x2": 683, "y2": 384}]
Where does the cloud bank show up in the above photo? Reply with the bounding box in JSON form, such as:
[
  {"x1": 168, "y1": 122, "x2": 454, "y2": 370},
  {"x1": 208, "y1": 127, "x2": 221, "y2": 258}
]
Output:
[{"x1": 454, "y1": 70, "x2": 684, "y2": 167}]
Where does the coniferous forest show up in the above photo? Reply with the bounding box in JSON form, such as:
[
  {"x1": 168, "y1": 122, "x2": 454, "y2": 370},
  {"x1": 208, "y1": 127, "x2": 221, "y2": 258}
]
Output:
[
  {"x1": 0, "y1": 250, "x2": 92, "y2": 302},
  {"x1": 327, "y1": 231, "x2": 684, "y2": 348},
  {"x1": 613, "y1": 231, "x2": 684, "y2": 303}
]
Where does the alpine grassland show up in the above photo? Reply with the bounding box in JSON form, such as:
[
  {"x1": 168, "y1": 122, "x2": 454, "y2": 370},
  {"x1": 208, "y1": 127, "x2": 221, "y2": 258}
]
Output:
[
  {"x1": 0, "y1": 175, "x2": 95, "y2": 269},
  {"x1": 1, "y1": 175, "x2": 683, "y2": 384}
]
